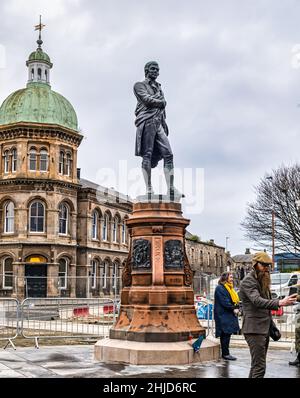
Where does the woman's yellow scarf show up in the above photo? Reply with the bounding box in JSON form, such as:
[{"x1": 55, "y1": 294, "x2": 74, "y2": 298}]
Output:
[{"x1": 224, "y1": 282, "x2": 240, "y2": 305}]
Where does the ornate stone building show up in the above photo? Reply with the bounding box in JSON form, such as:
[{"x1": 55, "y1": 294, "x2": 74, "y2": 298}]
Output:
[{"x1": 0, "y1": 32, "x2": 131, "y2": 299}]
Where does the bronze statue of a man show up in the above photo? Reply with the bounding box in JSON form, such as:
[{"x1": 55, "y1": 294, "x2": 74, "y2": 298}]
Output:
[{"x1": 134, "y1": 61, "x2": 182, "y2": 198}]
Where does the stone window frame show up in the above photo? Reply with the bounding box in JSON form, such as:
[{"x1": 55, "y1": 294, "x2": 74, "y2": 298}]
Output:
[
  {"x1": 58, "y1": 202, "x2": 69, "y2": 236},
  {"x1": 2, "y1": 257, "x2": 13, "y2": 290},
  {"x1": 91, "y1": 259, "x2": 99, "y2": 289},
  {"x1": 58, "y1": 258, "x2": 68, "y2": 290},
  {"x1": 102, "y1": 260, "x2": 110, "y2": 289},
  {"x1": 11, "y1": 148, "x2": 17, "y2": 173},
  {"x1": 112, "y1": 260, "x2": 120, "y2": 290},
  {"x1": 112, "y1": 214, "x2": 121, "y2": 243},
  {"x1": 28, "y1": 147, "x2": 37, "y2": 172},
  {"x1": 59, "y1": 150, "x2": 65, "y2": 175},
  {"x1": 3, "y1": 201, "x2": 14, "y2": 234},
  {"x1": 29, "y1": 200, "x2": 46, "y2": 234},
  {"x1": 102, "y1": 212, "x2": 110, "y2": 242},
  {"x1": 58, "y1": 148, "x2": 73, "y2": 177},
  {"x1": 65, "y1": 152, "x2": 72, "y2": 177},
  {"x1": 91, "y1": 209, "x2": 101, "y2": 241},
  {"x1": 39, "y1": 147, "x2": 49, "y2": 173},
  {"x1": 3, "y1": 150, "x2": 10, "y2": 174}
]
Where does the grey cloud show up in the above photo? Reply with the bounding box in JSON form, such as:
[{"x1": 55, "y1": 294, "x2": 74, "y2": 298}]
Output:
[{"x1": 1, "y1": 0, "x2": 300, "y2": 255}]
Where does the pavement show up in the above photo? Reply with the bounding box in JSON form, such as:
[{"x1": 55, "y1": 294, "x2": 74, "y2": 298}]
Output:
[{"x1": 0, "y1": 345, "x2": 298, "y2": 378}]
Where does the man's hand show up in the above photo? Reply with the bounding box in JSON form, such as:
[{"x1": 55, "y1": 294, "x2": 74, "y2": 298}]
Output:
[
  {"x1": 233, "y1": 309, "x2": 239, "y2": 316},
  {"x1": 279, "y1": 293, "x2": 298, "y2": 307}
]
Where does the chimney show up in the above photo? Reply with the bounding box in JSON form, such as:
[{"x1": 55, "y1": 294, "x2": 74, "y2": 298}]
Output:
[
  {"x1": 77, "y1": 168, "x2": 81, "y2": 180},
  {"x1": 245, "y1": 248, "x2": 251, "y2": 255},
  {"x1": 209, "y1": 239, "x2": 215, "y2": 244}
]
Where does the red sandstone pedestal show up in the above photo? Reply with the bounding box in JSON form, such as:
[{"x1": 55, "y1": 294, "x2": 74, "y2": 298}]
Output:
[{"x1": 94, "y1": 199, "x2": 220, "y2": 365}]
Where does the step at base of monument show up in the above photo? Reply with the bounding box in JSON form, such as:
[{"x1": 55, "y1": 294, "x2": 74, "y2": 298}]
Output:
[{"x1": 94, "y1": 337, "x2": 220, "y2": 365}]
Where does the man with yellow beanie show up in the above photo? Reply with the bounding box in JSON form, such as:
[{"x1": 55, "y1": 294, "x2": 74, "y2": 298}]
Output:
[{"x1": 239, "y1": 251, "x2": 297, "y2": 378}]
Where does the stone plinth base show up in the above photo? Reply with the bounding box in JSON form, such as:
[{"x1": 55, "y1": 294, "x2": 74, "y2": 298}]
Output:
[{"x1": 94, "y1": 338, "x2": 220, "y2": 365}]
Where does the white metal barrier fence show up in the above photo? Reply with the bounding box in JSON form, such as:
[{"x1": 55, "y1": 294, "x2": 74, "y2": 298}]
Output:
[
  {"x1": 0, "y1": 299, "x2": 19, "y2": 350},
  {"x1": 0, "y1": 297, "x2": 118, "y2": 349},
  {"x1": 20, "y1": 298, "x2": 117, "y2": 348}
]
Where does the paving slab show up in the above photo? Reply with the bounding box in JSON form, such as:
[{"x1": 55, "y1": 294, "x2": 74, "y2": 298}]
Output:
[{"x1": 0, "y1": 345, "x2": 298, "y2": 378}]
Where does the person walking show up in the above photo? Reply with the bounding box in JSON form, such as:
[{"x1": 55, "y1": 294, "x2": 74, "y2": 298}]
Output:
[
  {"x1": 214, "y1": 272, "x2": 240, "y2": 360},
  {"x1": 239, "y1": 252, "x2": 297, "y2": 378},
  {"x1": 240, "y1": 266, "x2": 245, "y2": 281},
  {"x1": 289, "y1": 284, "x2": 300, "y2": 367}
]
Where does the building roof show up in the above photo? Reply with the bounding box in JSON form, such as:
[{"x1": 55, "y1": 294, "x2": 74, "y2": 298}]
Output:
[
  {"x1": 79, "y1": 178, "x2": 132, "y2": 204},
  {"x1": 28, "y1": 48, "x2": 52, "y2": 65},
  {"x1": 0, "y1": 83, "x2": 78, "y2": 131},
  {"x1": 232, "y1": 254, "x2": 253, "y2": 263},
  {"x1": 185, "y1": 231, "x2": 225, "y2": 249}
]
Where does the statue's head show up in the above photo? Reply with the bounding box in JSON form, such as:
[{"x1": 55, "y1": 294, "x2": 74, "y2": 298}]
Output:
[{"x1": 144, "y1": 61, "x2": 159, "y2": 80}]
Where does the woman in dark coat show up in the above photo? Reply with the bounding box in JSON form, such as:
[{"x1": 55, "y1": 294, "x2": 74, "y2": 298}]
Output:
[{"x1": 214, "y1": 272, "x2": 240, "y2": 360}]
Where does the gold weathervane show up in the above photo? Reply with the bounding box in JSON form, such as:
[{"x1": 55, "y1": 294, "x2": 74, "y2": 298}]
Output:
[{"x1": 34, "y1": 15, "x2": 46, "y2": 48}]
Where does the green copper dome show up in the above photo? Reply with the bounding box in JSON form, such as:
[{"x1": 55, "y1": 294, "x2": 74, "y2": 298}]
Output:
[{"x1": 0, "y1": 83, "x2": 78, "y2": 131}]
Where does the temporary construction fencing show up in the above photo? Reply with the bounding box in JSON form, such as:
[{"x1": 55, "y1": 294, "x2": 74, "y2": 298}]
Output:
[{"x1": 0, "y1": 297, "x2": 117, "y2": 349}]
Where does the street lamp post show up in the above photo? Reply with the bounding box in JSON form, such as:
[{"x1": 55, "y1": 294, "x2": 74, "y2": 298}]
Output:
[
  {"x1": 266, "y1": 176, "x2": 275, "y2": 270},
  {"x1": 225, "y1": 236, "x2": 230, "y2": 252}
]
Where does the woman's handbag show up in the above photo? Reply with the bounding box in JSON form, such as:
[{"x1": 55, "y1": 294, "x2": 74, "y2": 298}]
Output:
[{"x1": 269, "y1": 319, "x2": 281, "y2": 341}]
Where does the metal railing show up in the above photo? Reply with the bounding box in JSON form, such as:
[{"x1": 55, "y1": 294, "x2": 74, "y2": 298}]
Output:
[
  {"x1": 0, "y1": 296, "x2": 119, "y2": 349},
  {"x1": 20, "y1": 297, "x2": 117, "y2": 348},
  {"x1": 0, "y1": 299, "x2": 19, "y2": 349}
]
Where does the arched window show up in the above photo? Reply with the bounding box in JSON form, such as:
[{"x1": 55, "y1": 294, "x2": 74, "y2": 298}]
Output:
[
  {"x1": 45, "y1": 70, "x2": 48, "y2": 82},
  {"x1": 38, "y1": 68, "x2": 42, "y2": 80},
  {"x1": 4, "y1": 201, "x2": 14, "y2": 233},
  {"x1": 121, "y1": 220, "x2": 126, "y2": 244},
  {"x1": 112, "y1": 262, "x2": 118, "y2": 290},
  {"x1": 91, "y1": 259, "x2": 98, "y2": 289},
  {"x1": 12, "y1": 149, "x2": 17, "y2": 173},
  {"x1": 58, "y1": 258, "x2": 68, "y2": 289},
  {"x1": 102, "y1": 214, "x2": 109, "y2": 241},
  {"x1": 4, "y1": 150, "x2": 9, "y2": 173},
  {"x1": 66, "y1": 153, "x2": 72, "y2": 176},
  {"x1": 59, "y1": 203, "x2": 68, "y2": 235},
  {"x1": 3, "y1": 257, "x2": 13, "y2": 289},
  {"x1": 30, "y1": 201, "x2": 45, "y2": 233},
  {"x1": 29, "y1": 148, "x2": 37, "y2": 171},
  {"x1": 112, "y1": 217, "x2": 118, "y2": 242},
  {"x1": 102, "y1": 261, "x2": 108, "y2": 289},
  {"x1": 31, "y1": 68, "x2": 34, "y2": 80},
  {"x1": 59, "y1": 151, "x2": 65, "y2": 175},
  {"x1": 40, "y1": 149, "x2": 48, "y2": 172},
  {"x1": 92, "y1": 210, "x2": 98, "y2": 240}
]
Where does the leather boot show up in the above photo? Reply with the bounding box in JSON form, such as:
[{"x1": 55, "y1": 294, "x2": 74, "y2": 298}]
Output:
[
  {"x1": 142, "y1": 165, "x2": 154, "y2": 197},
  {"x1": 164, "y1": 164, "x2": 184, "y2": 200}
]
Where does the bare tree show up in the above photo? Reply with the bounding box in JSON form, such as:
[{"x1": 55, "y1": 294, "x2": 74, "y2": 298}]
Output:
[{"x1": 242, "y1": 164, "x2": 300, "y2": 252}]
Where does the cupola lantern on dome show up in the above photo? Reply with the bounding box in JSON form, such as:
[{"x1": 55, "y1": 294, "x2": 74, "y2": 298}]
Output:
[
  {"x1": 26, "y1": 15, "x2": 53, "y2": 86},
  {"x1": 0, "y1": 17, "x2": 79, "y2": 132}
]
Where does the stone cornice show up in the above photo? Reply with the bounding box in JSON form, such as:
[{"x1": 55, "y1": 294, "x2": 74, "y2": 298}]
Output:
[
  {"x1": 0, "y1": 178, "x2": 81, "y2": 190},
  {"x1": 0, "y1": 122, "x2": 83, "y2": 146}
]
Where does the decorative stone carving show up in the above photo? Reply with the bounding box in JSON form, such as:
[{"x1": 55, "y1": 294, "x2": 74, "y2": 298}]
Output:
[
  {"x1": 132, "y1": 239, "x2": 151, "y2": 269},
  {"x1": 183, "y1": 251, "x2": 193, "y2": 286},
  {"x1": 164, "y1": 240, "x2": 184, "y2": 269},
  {"x1": 122, "y1": 254, "x2": 132, "y2": 287}
]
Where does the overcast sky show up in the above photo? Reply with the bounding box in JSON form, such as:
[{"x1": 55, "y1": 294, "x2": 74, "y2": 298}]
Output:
[{"x1": 1, "y1": 0, "x2": 300, "y2": 256}]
